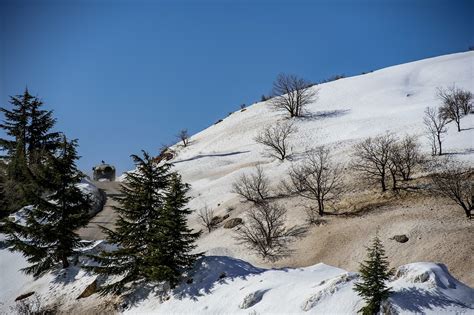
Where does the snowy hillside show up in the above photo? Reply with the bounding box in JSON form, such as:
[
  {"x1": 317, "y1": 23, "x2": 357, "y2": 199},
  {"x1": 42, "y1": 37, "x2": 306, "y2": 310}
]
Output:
[
  {"x1": 146, "y1": 51, "x2": 474, "y2": 266},
  {"x1": 165, "y1": 51, "x2": 473, "y2": 212}
]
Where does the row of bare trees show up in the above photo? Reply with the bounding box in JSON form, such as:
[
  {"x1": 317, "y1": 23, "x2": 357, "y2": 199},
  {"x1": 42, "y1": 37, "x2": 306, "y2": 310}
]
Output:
[
  {"x1": 423, "y1": 86, "x2": 472, "y2": 155},
  {"x1": 352, "y1": 134, "x2": 423, "y2": 192}
]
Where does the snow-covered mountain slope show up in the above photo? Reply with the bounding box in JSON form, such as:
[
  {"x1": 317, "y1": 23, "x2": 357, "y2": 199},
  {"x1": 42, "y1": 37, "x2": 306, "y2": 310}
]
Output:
[
  {"x1": 162, "y1": 52, "x2": 473, "y2": 212},
  {"x1": 139, "y1": 52, "x2": 474, "y2": 268}
]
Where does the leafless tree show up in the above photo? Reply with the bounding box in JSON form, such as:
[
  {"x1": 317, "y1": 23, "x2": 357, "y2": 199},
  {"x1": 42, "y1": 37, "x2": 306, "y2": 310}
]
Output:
[
  {"x1": 285, "y1": 146, "x2": 344, "y2": 219},
  {"x1": 427, "y1": 157, "x2": 473, "y2": 219},
  {"x1": 177, "y1": 129, "x2": 190, "y2": 147},
  {"x1": 232, "y1": 166, "x2": 271, "y2": 204},
  {"x1": 352, "y1": 134, "x2": 397, "y2": 192},
  {"x1": 270, "y1": 73, "x2": 318, "y2": 117},
  {"x1": 456, "y1": 88, "x2": 473, "y2": 115},
  {"x1": 197, "y1": 205, "x2": 215, "y2": 233},
  {"x1": 254, "y1": 121, "x2": 297, "y2": 161},
  {"x1": 423, "y1": 107, "x2": 448, "y2": 156},
  {"x1": 235, "y1": 202, "x2": 306, "y2": 261},
  {"x1": 389, "y1": 135, "x2": 423, "y2": 182},
  {"x1": 438, "y1": 86, "x2": 468, "y2": 132},
  {"x1": 438, "y1": 86, "x2": 473, "y2": 130}
]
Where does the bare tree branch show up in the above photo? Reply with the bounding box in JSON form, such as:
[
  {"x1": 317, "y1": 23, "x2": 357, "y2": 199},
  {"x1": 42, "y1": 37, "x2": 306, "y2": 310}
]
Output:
[
  {"x1": 423, "y1": 107, "x2": 448, "y2": 156},
  {"x1": 270, "y1": 73, "x2": 318, "y2": 117},
  {"x1": 197, "y1": 205, "x2": 215, "y2": 233},
  {"x1": 285, "y1": 146, "x2": 344, "y2": 219},
  {"x1": 235, "y1": 202, "x2": 306, "y2": 261},
  {"x1": 254, "y1": 121, "x2": 297, "y2": 161},
  {"x1": 352, "y1": 134, "x2": 396, "y2": 192},
  {"x1": 232, "y1": 166, "x2": 271, "y2": 204},
  {"x1": 426, "y1": 157, "x2": 473, "y2": 219},
  {"x1": 177, "y1": 129, "x2": 190, "y2": 147},
  {"x1": 438, "y1": 86, "x2": 472, "y2": 132}
]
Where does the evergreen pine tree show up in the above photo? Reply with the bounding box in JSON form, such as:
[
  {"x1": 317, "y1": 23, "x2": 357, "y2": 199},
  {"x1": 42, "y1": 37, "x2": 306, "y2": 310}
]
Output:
[
  {"x1": 0, "y1": 88, "x2": 32, "y2": 212},
  {"x1": 89, "y1": 151, "x2": 200, "y2": 293},
  {"x1": 27, "y1": 97, "x2": 61, "y2": 166},
  {"x1": 0, "y1": 88, "x2": 60, "y2": 214},
  {"x1": 4, "y1": 137, "x2": 91, "y2": 277},
  {"x1": 89, "y1": 151, "x2": 172, "y2": 293},
  {"x1": 354, "y1": 235, "x2": 394, "y2": 315},
  {"x1": 144, "y1": 173, "x2": 201, "y2": 286}
]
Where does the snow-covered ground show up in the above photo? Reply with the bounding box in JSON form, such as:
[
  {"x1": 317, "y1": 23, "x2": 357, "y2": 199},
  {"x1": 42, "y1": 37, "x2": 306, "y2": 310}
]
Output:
[
  {"x1": 1, "y1": 51, "x2": 473, "y2": 314},
  {"x1": 128, "y1": 256, "x2": 474, "y2": 314}
]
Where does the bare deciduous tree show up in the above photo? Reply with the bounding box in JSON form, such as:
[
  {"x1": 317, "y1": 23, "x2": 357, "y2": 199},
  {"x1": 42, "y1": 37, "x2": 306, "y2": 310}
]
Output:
[
  {"x1": 232, "y1": 166, "x2": 271, "y2": 204},
  {"x1": 254, "y1": 121, "x2": 297, "y2": 161},
  {"x1": 270, "y1": 73, "x2": 318, "y2": 117},
  {"x1": 423, "y1": 107, "x2": 448, "y2": 156},
  {"x1": 235, "y1": 202, "x2": 306, "y2": 261},
  {"x1": 197, "y1": 205, "x2": 215, "y2": 233},
  {"x1": 352, "y1": 134, "x2": 396, "y2": 192},
  {"x1": 438, "y1": 86, "x2": 466, "y2": 132},
  {"x1": 285, "y1": 146, "x2": 344, "y2": 219},
  {"x1": 427, "y1": 157, "x2": 473, "y2": 219},
  {"x1": 456, "y1": 88, "x2": 473, "y2": 116},
  {"x1": 177, "y1": 129, "x2": 190, "y2": 147},
  {"x1": 388, "y1": 135, "x2": 423, "y2": 184}
]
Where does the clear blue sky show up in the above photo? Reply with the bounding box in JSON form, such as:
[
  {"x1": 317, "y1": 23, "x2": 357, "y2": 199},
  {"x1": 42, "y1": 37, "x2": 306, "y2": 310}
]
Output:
[{"x1": 1, "y1": 0, "x2": 473, "y2": 175}]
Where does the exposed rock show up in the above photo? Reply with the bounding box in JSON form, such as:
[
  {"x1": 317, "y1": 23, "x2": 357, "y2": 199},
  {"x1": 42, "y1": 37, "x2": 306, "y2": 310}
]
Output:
[
  {"x1": 15, "y1": 292, "x2": 35, "y2": 301},
  {"x1": 211, "y1": 215, "x2": 224, "y2": 225},
  {"x1": 391, "y1": 234, "x2": 409, "y2": 243},
  {"x1": 224, "y1": 217, "x2": 243, "y2": 229},
  {"x1": 239, "y1": 290, "x2": 266, "y2": 309},
  {"x1": 77, "y1": 279, "x2": 97, "y2": 299}
]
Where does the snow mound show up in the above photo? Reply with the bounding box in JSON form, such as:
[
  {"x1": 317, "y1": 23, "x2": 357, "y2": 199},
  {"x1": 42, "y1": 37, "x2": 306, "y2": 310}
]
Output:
[{"x1": 126, "y1": 257, "x2": 474, "y2": 314}]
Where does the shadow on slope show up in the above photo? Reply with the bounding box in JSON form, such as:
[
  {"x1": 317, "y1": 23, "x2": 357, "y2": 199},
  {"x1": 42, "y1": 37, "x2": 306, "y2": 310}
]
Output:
[
  {"x1": 174, "y1": 256, "x2": 265, "y2": 301},
  {"x1": 174, "y1": 151, "x2": 251, "y2": 164},
  {"x1": 299, "y1": 109, "x2": 351, "y2": 121}
]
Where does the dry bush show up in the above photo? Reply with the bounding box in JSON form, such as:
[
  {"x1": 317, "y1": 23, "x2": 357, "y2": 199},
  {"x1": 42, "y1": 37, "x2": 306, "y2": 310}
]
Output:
[
  {"x1": 270, "y1": 73, "x2": 318, "y2": 117},
  {"x1": 235, "y1": 202, "x2": 306, "y2": 261},
  {"x1": 254, "y1": 121, "x2": 297, "y2": 161},
  {"x1": 197, "y1": 205, "x2": 215, "y2": 233},
  {"x1": 177, "y1": 129, "x2": 190, "y2": 147}
]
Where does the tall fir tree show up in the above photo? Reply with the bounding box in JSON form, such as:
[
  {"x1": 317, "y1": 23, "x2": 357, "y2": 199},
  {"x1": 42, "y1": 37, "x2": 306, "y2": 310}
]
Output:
[
  {"x1": 89, "y1": 151, "x2": 200, "y2": 293},
  {"x1": 0, "y1": 88, "x2": 32, "y2": 213},
  {"x1": 0, "y1": 88, "x2": 60, "y2": 214},
  {"x1": 27, "y1": 97, "x2": 61, "y2": 166},
  {"x1": 145, "y1": 173, "x2": 201, "y2": 286},
  {"x1": 4, "y1": 137, "x2": 92, "y2": 277},
  {"x1": 354, "y1": 235, "x2": 394, "y2": 315}
]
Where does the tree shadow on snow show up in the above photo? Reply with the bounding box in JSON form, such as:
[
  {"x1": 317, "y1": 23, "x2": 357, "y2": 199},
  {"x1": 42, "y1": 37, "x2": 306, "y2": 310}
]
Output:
[
  {"x1": 390, "y1": 287, "x2": 472, "y2": 313},
  {"x1": 298, "y1": 109, "x2": 350, "y2": 121},
  {"x1": 173, "y1": 256, "x2": 264, "y2": 301},
  {"x1": 173, "y1": 151, "x2": 251, "y2": 164}
]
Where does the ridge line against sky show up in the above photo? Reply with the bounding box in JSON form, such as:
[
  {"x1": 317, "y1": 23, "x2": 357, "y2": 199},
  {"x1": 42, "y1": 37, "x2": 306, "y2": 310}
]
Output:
[{"x1": 1, "y1": 0, "x2": 473, "y2": 175}]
